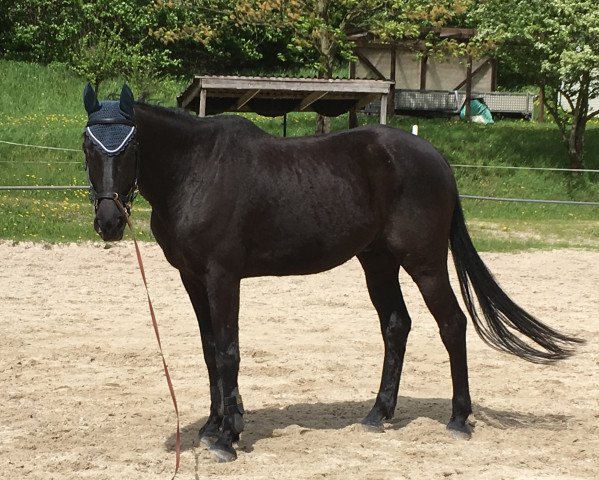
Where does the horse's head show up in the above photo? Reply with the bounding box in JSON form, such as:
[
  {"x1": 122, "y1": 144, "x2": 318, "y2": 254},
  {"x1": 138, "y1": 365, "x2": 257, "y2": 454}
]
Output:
[{"x1": 82, "y1": 83, "x2": 138, "y2": 241}]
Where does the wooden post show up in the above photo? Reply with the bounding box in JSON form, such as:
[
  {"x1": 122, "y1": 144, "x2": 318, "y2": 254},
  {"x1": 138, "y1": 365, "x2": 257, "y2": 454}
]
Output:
[
  {"x1": 420, "y1": 55, "x2": 428, "y2": 91},
  {"x1": 348, "y1": 60, "x2": 358, "y2": 128},
  {"x1": 199, "y1": 88, "x2": 207, "y2": 117},
  {"x1": 388, "y1": 46, "x2": 396, "y2": 117},
  {"x1": 380, "y1": 94, "x2": 388, "y2": 125},
  {"x1": 348, "y1": 59, "x2": 356, "y2": 79},
  {"x1": 490, "y1": 58, "x2": 498, "y2": 91},
  {"x1": 465, "y1": 56, "x2": 472, "y2": 119}
]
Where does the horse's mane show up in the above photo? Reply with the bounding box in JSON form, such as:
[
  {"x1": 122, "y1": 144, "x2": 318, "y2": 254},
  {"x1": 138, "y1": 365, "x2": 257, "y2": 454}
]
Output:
[{"x1": 133, "y1": 101, "x2": 268, "y2": 136}]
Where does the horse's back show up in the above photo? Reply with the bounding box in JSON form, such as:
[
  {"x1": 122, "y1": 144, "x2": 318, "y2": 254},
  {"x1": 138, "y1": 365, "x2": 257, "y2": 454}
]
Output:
[
  {"x1": 157, "y1": 117, "x2": 459, "y2": 276},
  {"x1": 231, "y1": 124, "x2": 458, "y2": 275}
]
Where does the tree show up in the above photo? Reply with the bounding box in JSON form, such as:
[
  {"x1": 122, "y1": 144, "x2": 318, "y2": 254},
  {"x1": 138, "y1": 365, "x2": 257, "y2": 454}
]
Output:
[
  {"x1": 70, "y1": 27, "x2": 129, "y2": 95},
  {"x1": 151, "y1": 0, "x2": 295, "y2": 73},
  {"x1": 0, "y1": 0, "x2": 179, "y2": 96},
  {"x1": 229, "y1": 0, "x2": 475, "y2": 132},
  {"x1": 473, "y1": 0, "x2": 599, "y2": 169},
  {"x1": 0, "y1": 0, "x2": 82, "y2": 63}
]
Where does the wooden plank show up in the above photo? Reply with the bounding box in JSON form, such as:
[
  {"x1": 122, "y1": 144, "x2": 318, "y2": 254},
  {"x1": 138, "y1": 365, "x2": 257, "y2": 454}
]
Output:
[
  {"x1": 299, "y1": 91, "x2": 328, "y2": 111},
  {"x1": 235, "y1": 89, "x2": 260, "y2": 110},
  {"x1": 194, "y1": 75, "x2": 391, "y2": 94},
  {"x1": 353, "y1": 50, "x2": 388, "y2": 81}
]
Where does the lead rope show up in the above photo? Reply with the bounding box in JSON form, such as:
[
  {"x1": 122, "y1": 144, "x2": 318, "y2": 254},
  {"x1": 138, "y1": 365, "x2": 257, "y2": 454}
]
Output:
[{"x1": 112, "y1": 195, "x2": 181, "y2": 479}]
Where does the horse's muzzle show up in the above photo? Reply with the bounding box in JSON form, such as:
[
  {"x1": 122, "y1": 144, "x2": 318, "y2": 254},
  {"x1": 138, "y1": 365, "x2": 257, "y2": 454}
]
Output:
[{"x1": 94, "y1": 200, "x2": 126, "y2": 241}]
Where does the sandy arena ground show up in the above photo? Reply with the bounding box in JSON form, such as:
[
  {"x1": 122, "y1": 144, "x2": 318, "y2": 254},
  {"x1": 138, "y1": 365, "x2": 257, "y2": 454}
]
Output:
[{"x1": 1, "y1": 242, "x2": 598, "y2": 479}]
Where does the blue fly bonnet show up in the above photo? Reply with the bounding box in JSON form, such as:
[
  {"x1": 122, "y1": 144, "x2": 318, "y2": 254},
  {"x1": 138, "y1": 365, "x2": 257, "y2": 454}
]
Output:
[
  {"x1": 85, "y1": 100, "x2": 136, "y2": 156},
  {"x1": 83, "y1": 84, "x2": 139, "y2": 210}
]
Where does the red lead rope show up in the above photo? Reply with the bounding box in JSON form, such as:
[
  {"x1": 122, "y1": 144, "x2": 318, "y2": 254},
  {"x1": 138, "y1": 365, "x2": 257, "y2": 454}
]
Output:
[{"x1": 113, "y1": 197, "x2": 181, "y2": 478}]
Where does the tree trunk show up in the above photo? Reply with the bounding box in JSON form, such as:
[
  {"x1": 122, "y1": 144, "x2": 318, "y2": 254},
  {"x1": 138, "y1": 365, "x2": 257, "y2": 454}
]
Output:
[
  {"x1": 565, "y1": 74, "x2": 590, "y2": 170},
  {"x1": 542, "y1": 76, "x2": 590, "y2": 170},
  {"x1": 315, "y1": 0, "x2": 332, "y2": 135},
  {"x1": 567, "y1": 119, "x2": 586, "y2": 170},
  {"x1": 538, "y1": 82, "x2": 545, "y2": 123}
]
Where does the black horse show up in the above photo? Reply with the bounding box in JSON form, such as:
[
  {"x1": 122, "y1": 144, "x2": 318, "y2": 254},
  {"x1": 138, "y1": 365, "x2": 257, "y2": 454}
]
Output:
[{"x1": 82, "y1": 84, "x2": 581, "y2": 462}]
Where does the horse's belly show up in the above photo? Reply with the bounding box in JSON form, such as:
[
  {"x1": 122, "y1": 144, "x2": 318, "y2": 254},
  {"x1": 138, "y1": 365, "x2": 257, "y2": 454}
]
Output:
[{"x1": 242, "y1": 215, "x2": 378, "y2": 277}]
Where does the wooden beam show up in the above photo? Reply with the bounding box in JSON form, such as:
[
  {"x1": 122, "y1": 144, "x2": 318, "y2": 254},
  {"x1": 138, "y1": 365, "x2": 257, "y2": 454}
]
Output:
[
  {"x1": 354, "y1": 49, "x2": 387, "y2": 81},
  {"x1": 194, "y1": 75, "x2": 391, "y2": 94},
  {"x1": 235, "y1": 89, "x2": 260, "y2": 110},
  {"x1": 178, "y1": 78, "x2": 202, "y2": 109},
  {"x1": 453, "y1": 58, "x2": 492, "y2": 91},
  {"x1": 299, "y1": 91, "x2": 328, "y2": 111}
]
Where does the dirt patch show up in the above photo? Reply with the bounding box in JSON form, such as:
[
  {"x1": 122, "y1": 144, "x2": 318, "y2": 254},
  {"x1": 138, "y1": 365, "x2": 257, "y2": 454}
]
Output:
[{"x1": 1, "y1": 242, "x2": 597, "y2": 479}]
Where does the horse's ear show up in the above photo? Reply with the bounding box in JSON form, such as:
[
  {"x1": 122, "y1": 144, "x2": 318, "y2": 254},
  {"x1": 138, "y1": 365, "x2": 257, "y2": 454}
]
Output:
[
  {"x1": 119, "y1": 84, "x2": 135, "y2": 119},
  {"x1": 83, "y1": 83, "x2": 101, "y2": 115}
]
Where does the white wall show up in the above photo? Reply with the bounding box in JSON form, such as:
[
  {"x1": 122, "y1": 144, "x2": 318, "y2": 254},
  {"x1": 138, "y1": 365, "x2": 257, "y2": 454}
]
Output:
[{"x1": 356, "y1": 45, "x2": 494, "y2": 92}]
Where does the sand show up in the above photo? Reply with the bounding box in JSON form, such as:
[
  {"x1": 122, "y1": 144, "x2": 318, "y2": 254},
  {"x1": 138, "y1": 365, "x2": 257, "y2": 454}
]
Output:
[{"x1": 1, "y1": 242, "x2": 597, "y2": 479}]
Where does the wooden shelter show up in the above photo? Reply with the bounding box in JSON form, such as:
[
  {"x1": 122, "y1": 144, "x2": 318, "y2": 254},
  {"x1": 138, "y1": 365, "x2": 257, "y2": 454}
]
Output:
[
  {"x1": 177, "y1": 75, "x2": 393, "y2": 129},
  {"x1": 350, "y1": 29, "x2": 497, "y2": 116}
]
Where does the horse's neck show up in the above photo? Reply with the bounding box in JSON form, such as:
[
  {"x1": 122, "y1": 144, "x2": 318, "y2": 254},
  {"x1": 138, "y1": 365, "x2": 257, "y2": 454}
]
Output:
[{"x1": 135, "y1": 108, "x2": 215, "y2": 209}]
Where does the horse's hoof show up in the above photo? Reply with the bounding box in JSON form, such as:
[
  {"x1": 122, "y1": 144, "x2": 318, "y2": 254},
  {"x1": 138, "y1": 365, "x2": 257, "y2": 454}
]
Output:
[
  {"x1": 199, "y1": 433, "x2": 218, "y2": 447},
  {"x1": 209, "y1": 444, "x2": 237, "y2": 463},
  {"x1": 446, "y1": 420, "x2": 472, "y2": 440},
  {"x1": 359, "y1": 419, "x2": 385, "y2": 433}
]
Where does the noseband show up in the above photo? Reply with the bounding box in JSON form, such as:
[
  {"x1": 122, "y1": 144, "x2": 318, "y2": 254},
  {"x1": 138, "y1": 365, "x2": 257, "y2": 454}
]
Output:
[{"x1": 85, "y1": 116, "x2": 139, "y2": 213}]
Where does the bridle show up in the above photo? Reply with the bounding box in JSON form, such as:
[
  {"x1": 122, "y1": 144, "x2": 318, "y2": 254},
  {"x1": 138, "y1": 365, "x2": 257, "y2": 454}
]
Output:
[{"x1": 85, "y1": 116, "x2": 139, "y2": 214}]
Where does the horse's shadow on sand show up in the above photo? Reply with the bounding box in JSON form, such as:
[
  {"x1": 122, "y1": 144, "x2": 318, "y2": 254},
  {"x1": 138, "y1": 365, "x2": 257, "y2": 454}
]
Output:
[{"x1": 164, "y1": 395, "x2": 571, "y2": 454}]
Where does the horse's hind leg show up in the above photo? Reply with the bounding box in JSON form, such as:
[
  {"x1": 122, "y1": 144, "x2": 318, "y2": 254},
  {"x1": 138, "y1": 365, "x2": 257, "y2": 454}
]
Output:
[
  {"x1": 403, "y1": 256, "x2": 473, "y2": 438},
  {"x1": 358, "y1": 247, "x2": 412, "y2": 429}
]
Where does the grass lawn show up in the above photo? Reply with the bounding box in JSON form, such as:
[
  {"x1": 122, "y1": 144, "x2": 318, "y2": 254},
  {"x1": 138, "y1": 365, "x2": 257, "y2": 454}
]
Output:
[{"x1": 1, "y1": 60, "x2": 597, "y2": 249}]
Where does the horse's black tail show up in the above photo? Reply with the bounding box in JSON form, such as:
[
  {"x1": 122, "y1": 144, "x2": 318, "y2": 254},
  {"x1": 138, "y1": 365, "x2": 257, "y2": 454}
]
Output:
[{"x1": 449, "y1": 201, "x2": 583, "y2": 363}]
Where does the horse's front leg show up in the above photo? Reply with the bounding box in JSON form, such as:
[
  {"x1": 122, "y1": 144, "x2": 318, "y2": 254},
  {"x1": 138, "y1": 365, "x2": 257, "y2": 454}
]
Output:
[
  {"x1": 203, "y1": 266, "x2": 244, "y2": 462},
  {"x1": 180, "y1": 273, "x2": 223, "y2": 445}
]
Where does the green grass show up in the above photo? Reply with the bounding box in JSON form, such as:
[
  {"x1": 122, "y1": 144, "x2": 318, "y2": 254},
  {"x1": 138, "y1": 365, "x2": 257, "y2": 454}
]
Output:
[{"x1": 1, "y1": 60, "x2": 598, "y2": 249}]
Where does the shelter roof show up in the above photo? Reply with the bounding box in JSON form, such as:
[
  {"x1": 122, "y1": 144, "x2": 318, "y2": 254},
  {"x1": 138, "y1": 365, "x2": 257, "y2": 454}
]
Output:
[{"x1": 177, "y1": 75, "x2": 393, "y2": 118}]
